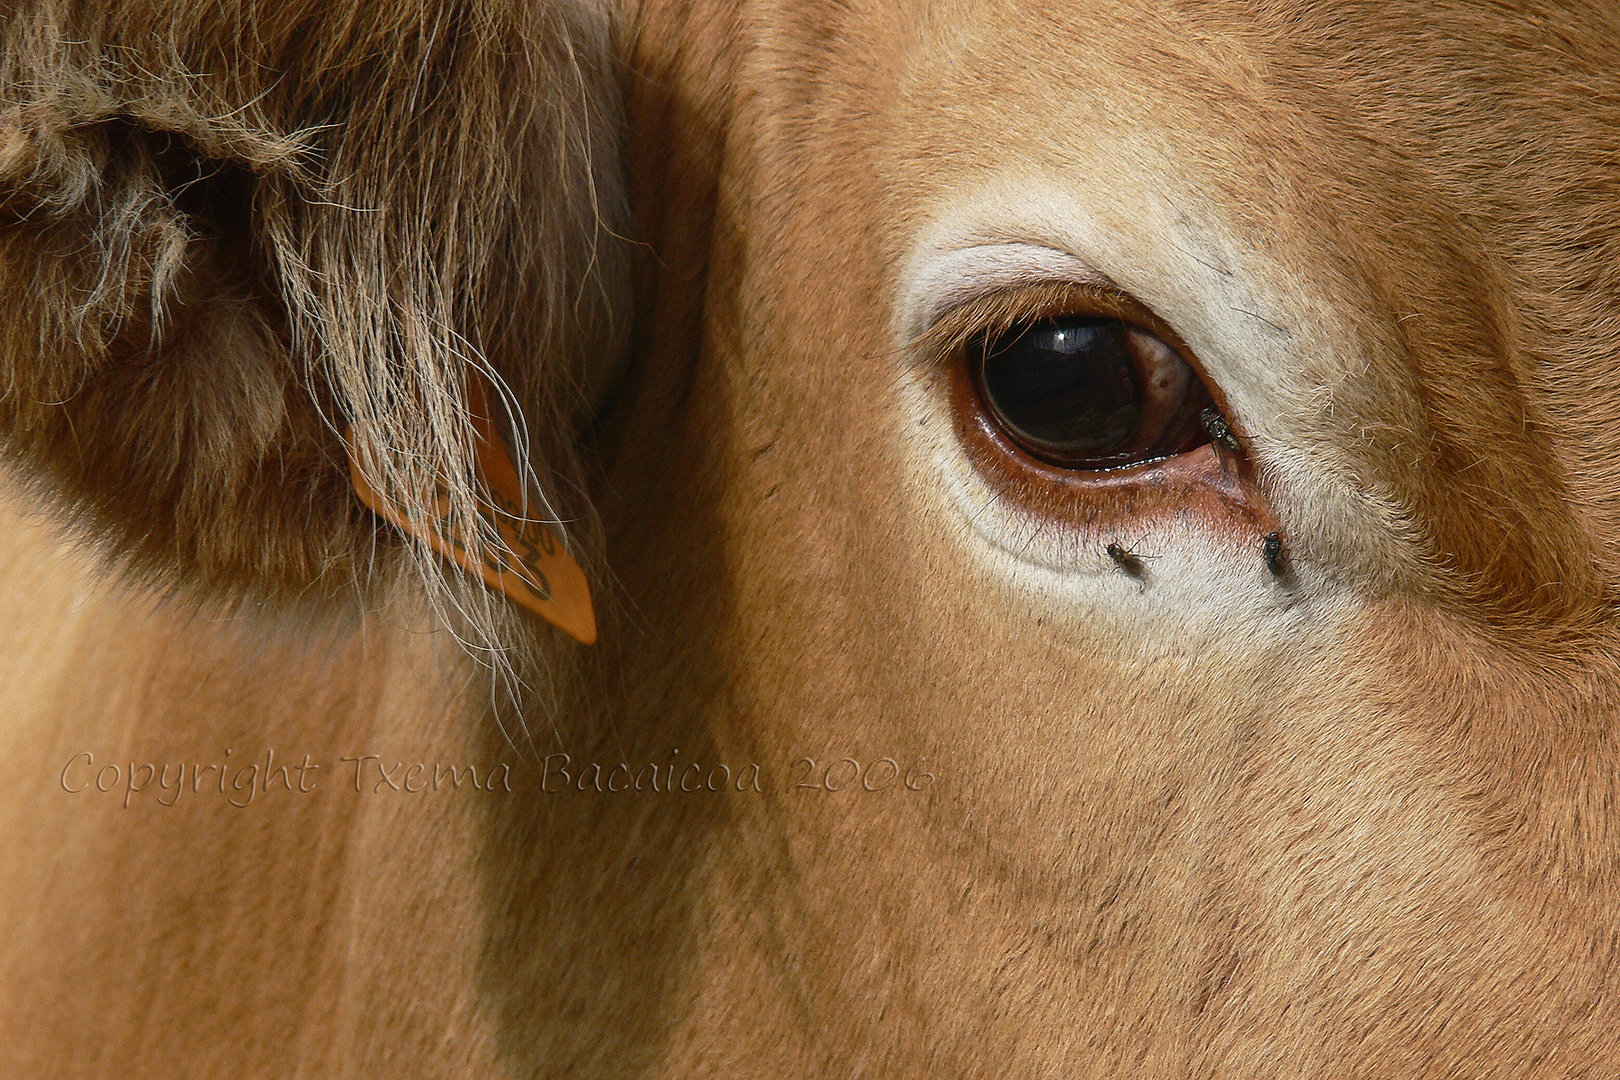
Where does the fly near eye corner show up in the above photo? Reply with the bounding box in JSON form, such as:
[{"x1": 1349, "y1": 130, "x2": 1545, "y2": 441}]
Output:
[{"x1": 1199, "y1": 407, "x2": 1241, "y2": 454}]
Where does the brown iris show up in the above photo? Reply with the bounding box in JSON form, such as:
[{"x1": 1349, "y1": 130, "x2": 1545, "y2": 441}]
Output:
[{"x1": 969, "y1": 316, "x2": 1213, "y2": 471}]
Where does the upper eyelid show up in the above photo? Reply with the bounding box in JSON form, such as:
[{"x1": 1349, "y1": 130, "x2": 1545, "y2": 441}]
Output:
[
  {"x1": 901, "y1": 242, "x2": 1120, "y2": 339},
  {"x1": 915, "y1": 279, "x2": 1179, "y2": 371}
]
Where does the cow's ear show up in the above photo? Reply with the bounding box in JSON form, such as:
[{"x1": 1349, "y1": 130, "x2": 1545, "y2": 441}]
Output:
[{"x1": 0, "y1": 3, "x2": 626, "y2": 626}]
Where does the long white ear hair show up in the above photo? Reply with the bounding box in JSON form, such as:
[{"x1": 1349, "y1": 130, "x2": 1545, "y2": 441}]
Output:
[{"x1": 0, "y1": 0, "x2": 629, "y2": 666}]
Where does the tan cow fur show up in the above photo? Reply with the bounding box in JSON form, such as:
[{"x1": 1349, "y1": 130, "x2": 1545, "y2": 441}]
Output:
[{"x1": 2, "y1": 0, "x2": 1619, "y2": 1076}]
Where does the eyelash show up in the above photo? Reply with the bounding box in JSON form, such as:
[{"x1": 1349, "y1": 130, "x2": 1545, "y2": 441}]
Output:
[{"x1": 916, "y1": 280, "x2": 1187, "y2": 369}]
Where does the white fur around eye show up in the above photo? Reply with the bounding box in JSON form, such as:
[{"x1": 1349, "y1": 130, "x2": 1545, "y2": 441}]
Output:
[
  {"x1": 894, "y1": 169, "x2": 1431, "y2": 607},
  {"x1": 888, "y1": 173, "x2": 1384, "y2": 644},
  {"x1": 898, "y1": 242, "x2": 1118, "y2": 341}
]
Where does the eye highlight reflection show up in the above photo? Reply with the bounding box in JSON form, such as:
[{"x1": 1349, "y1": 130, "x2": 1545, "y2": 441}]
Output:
[{"x1": 970, "y1": 315, "x2": 1213, "y2": 472}]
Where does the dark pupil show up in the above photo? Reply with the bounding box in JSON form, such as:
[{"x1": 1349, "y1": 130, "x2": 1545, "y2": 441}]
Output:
[{"x1": 976, "y1": 317, "x2": 1139, "y2": 464}]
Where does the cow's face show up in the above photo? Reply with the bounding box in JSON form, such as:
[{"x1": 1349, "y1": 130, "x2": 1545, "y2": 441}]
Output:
[
  {"x1": 591, "y1": 0, "x2": 1620, "y2": 1064},
  {"x1": 4, "y1": 0, "x2": 1620, "y2": 1073}
]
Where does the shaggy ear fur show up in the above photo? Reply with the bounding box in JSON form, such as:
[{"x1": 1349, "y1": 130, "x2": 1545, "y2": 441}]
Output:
[{"x1": 0, "y1": 0, "x2": 626, "y2": 622}]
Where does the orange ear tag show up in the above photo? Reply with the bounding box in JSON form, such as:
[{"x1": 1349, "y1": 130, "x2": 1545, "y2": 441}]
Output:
[{"x1": 344, "y1": 379, "x2": 597, "y2": 645}]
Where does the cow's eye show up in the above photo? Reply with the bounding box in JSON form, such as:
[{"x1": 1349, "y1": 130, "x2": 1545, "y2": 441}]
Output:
[{"x1": 970, "y1": 316, "x2": 1213, "y2": 470}]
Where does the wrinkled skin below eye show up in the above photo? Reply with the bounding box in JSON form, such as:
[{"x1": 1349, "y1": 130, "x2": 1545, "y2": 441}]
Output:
[{"x1": 972, "y1": 316, "x2": 1213, "y2": 470}]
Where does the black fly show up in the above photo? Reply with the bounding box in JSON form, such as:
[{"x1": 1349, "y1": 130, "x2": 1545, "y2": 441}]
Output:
[
  {"x1": 1200, "y1": 407, "x2": 1241, "y2": 454},
  {"x1": 1263, "y1": 531, "x2": 1286, "y2": 576}
]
